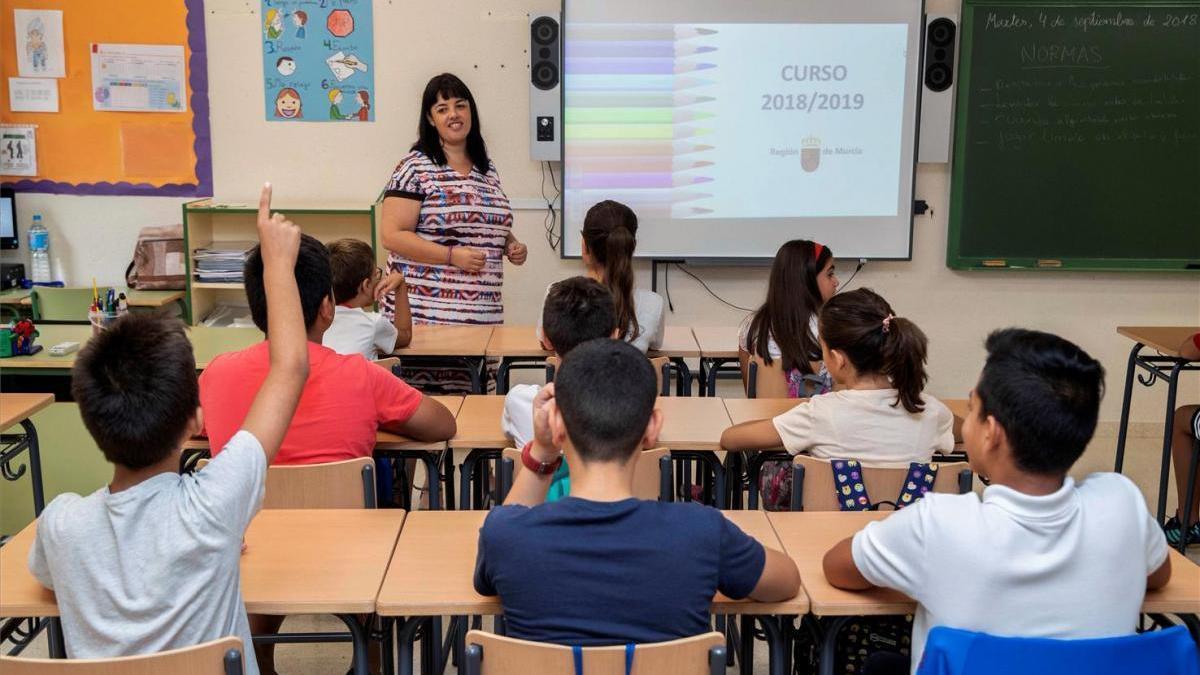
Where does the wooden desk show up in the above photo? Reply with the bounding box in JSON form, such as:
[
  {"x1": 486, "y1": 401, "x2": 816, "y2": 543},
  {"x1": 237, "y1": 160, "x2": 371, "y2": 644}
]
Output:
[
  {"x1": 449, "y1": 395, "x2": 509, "y2": 450},
  {"x1": 0, "y1": 393, "x2": 54, "y2": 515},
  {"x1": 375, "y1": 396, "x2": 464, "y2": 451},
  {"x1": 377, "y1": 510, "x2": 806, "y2": 675},
  {"x1": 0, "y1": 325, "x2": 261, "y2": 372},
  {"x1": 1114, "y1": 326, "x2": 1200, "y2": 526},
  {"x1": 723, "y1": 398, "x2": 798, "y2": 426},
  {"x1": 0, "y1": 510, "x2": 405, "y2": 673},
  {"x1": 655, "y1": 397, "x2": 731, "y2": 452},
  {"x1": 0, "y1": 289, "x2": 31, "y2": 306},
  {"x1": 394, "y1": 325, "x2": 494, "y2": 357},
  {"x1": 484, "y1": 325, "x2": 549, "y2": 358},
  {"x1": 693, "y1": 326, "x2": 741, "y2": 396},
  {"x1": 768, "y1": 510, "x2": 1200, "y2": 616},
  {"x1": 648, "y1": 325, "x2": 702, "y2": 359}
]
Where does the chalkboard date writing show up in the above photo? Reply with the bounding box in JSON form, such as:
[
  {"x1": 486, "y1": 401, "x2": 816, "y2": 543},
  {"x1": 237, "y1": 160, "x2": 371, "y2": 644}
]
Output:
[{"x1": 985, "y1": 9, "x2": 1197, "y2": 31}]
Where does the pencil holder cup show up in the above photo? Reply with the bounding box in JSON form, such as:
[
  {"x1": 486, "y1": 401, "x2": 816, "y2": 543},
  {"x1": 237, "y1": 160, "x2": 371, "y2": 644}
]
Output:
[{"x1": 91, "y1": 310, "x2": 119, "y2": 335}]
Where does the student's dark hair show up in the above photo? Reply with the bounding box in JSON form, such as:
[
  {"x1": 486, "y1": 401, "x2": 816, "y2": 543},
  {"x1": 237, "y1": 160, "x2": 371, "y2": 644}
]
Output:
[
  {"x1": 412, "y1": 73, "x2": 490, "y2": 173},
  {"x1": 327, "y1": 238, "x2": 376, "y2": 305},
  {"x1": 820, "y1": 288, "x2": 928, "y2": 414},
  {"x1": 747, "y1": 239, "x2": 832, "y2": 374},
  {"x1": 244, "y1": 233, "x2": 332, "y2": 333},
  {"x1": 542, "y1": 276, "x2": 617, "y2": 356},
  {"x1": 555, "y1": 339, "x2": 656, "y2": 463},
  {"x1": 71, "y1": 314, "x2": 199, "y2": 469},
  {"x1": 582, "y1": 200, "x2": 639, "y2": 342},
  {"x1": 975, "y1": 328, "x2": 1105, "y2": 474}
]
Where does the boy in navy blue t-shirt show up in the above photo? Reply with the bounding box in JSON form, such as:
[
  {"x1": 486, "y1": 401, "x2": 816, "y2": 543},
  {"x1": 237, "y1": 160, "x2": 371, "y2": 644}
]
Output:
[{"x1": 474, "y1": 338, "x2": 800, "y2": 645}]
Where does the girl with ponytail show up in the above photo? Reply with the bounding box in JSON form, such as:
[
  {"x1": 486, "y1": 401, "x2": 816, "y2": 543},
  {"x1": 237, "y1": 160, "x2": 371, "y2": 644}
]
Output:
[
  {"x1": 537, "y1": 200, "x2": 665, "y2": 352},
  {"x1": 721, "y1": 288, "x2": 953, "y2": 465}
]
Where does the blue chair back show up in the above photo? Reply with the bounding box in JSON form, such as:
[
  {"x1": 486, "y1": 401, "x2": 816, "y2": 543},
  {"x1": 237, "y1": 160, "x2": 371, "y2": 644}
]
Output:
[{"x1": 916, "y1": 626, "x2": 1199, "y2": 675}]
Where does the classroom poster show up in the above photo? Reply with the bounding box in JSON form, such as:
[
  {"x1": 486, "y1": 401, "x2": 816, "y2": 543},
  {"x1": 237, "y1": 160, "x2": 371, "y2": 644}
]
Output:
[
  {"x1": 90, "y1": 44, "x2": 187, "y2": 113},
  {"x1": 8, "y1": 77, "x2": 59, "y2": 113},
  {"x1": 13, "y1": 9, "x2": 66, "y2": 78},
  {"x1": 1, "y1": 125, "x2": 38, "y2": 176},
  {"x1": 261, "y1": 0, "x2": 374, "y2": 122}
]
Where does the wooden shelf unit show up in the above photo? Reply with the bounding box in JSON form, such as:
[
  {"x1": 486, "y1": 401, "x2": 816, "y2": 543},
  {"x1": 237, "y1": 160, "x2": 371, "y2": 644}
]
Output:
[{"x1": 182, "y1": 199, "x2": 380, "y2": 326}]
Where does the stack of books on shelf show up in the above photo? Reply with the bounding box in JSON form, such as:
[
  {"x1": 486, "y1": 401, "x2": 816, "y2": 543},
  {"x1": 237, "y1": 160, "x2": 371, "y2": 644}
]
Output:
[{"x1": 193, "y1": 241, "x2": 254, "y2": 284}]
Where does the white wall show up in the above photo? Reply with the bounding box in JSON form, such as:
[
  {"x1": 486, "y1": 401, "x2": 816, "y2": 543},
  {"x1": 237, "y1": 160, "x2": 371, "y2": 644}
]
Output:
[{"x1": 4, "y1": 0, "x2": 1197, "y2": 426}]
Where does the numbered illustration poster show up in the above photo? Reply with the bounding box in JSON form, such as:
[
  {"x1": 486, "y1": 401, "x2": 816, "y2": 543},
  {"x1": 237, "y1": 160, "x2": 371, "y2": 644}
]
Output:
[{"x1": 261, "y1": 0, "x2": 374, "y2": 122}]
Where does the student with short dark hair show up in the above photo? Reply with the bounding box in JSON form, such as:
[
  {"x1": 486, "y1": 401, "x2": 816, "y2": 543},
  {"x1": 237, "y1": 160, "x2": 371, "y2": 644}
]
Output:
[
  {"x1": 501, "y1": 276, "x2": 617, "y2": 500},
  {"x1": 29, "y1": 184, "x2": 310, "y2": 672},
  {"x1": 476, "y1": 339, "x2": 801, "y2": 645},
  {"x1": 323, "y1": 238, "x2": 412, "y2": 360},
  {"x1": 822, "y1": 328, "x2": 1171, "y2": 673},
  {"x1": 200, "y1": 233, "x2": 455, "y2": 467}
]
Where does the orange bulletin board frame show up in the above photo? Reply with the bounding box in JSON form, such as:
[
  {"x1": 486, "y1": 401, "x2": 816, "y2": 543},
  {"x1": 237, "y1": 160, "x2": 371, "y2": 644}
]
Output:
[{"x1": 0, "y1": 0, "x2": 212, "y2": 196}]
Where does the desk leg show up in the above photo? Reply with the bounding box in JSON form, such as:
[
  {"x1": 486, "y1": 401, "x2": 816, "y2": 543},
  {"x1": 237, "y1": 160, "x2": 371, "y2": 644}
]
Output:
[
  {"x1": 46, "y1": 618, "x2": 65, "y2": 659},
  {"x1": 380, "y1": 618, "x2": 395, "y2": 675},
  {"x1": 469, "y1": 358, "x2": 484, "y2": 395},
  {"x1": 396, "y1": 617, "x2": 425, "y2": 675},
  {"x1": 738, "y1": 615, "x2": 755, "y2": 675},
  {"x1": 19, "y1": 420, "x2": 45, "y2": 516},
  {"x1": 334, "y1": 614, "x2": 371, "y2": 675},
  {"x1": 758, "y1": 615, "x2": 791, "y2": 675},
  {"x1": 1114, "y1": 343, "x2": 1143, "y2": 473},
  {"x1": 1157, "y1": 362, "x2": 1186, "y2": 523},
  {"x1": 442, "y1": 450, "x2": 456, "y2": 511},
  {"x1": 460, "y1": 450, "x2": 480, "y2": 510},
  {"x1": 818, "y1": 616, "x2": 852, "y2": 675},
  {"x1": 420, "y1": 453, "x2": 441, "y2": 511},
  {"x1": 496, "y1": 358, "x2": 513, "y2": 395}
]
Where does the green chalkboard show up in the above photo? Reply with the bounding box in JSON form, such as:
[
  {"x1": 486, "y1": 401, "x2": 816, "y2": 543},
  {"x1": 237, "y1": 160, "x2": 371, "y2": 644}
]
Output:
[{"x1": 948, "y1": 0, "x2": 1200, "y2": 271}]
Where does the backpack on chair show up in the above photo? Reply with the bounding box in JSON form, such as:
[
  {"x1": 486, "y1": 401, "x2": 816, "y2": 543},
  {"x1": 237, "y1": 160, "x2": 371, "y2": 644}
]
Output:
[{"x1": 125, "y1": 224, "x2": 186, "y2": 290}]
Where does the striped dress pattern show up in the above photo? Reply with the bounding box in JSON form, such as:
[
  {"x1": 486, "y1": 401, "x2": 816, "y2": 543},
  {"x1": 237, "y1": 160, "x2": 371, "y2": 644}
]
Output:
[{"x1": 382, "y1": 150, "x2": 513, "y2": 392}]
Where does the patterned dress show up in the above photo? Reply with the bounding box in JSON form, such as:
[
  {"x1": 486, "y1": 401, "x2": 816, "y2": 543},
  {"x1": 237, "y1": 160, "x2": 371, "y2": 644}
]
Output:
[{"x1": 381, "y1": 150, "x2": 513, "y2": 392}]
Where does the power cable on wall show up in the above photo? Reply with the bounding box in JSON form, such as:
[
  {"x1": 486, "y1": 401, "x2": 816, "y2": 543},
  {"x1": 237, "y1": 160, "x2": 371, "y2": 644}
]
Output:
[{"x1": 540, "y1": 161, "x2": 561, "y2": 250}]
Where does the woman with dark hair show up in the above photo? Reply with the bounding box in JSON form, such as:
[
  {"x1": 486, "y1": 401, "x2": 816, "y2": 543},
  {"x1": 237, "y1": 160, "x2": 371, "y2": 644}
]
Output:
[
  {"x1": 536, "y1": 200, "x2": 665, "y2": 353},
  {"x1": 380, "y1": 73, "x2": 526, "y2": 392}
]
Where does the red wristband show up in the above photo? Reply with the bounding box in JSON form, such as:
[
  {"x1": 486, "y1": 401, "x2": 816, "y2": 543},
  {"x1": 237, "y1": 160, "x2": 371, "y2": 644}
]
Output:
[
  {"x1": 1193, "y1": 332, "x2": 1200, "y2": 352},
  {"x1": 521, "y1": 440, "x2": 562, "y2": 476},
  {"x1": 446, "y1": 245, "x2": 455, "y2": 266}
]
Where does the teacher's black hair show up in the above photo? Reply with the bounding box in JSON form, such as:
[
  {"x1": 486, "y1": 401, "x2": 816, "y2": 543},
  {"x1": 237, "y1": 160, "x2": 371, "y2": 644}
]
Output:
[{"x1": 412, "y1": 73, "x2": 491, "y2": 174}]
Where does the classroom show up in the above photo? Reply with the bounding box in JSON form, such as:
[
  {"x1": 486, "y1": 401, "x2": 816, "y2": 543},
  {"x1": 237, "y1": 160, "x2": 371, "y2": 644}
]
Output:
[{"x1": 1, "y1": 0, "x2": 1198, "y2": 673}]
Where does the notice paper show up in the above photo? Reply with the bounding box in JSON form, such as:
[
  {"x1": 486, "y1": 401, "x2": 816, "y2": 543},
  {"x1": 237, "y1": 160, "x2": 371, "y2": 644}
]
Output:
[
  {"x1": 8, "y1": 78, "x2": 59, "y2": 113},
  {"x1": 1, "y1": 125, "x2": 38, "y2": 177},
  {"x1": 91, "y1": 43, "x2": 187, "y2": 113}
]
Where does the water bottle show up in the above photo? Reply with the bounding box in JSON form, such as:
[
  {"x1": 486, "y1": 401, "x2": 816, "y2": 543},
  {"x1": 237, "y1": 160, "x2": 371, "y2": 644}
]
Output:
[{"x1": 28, "y1": 213, "x2": 51, "y2": 283}]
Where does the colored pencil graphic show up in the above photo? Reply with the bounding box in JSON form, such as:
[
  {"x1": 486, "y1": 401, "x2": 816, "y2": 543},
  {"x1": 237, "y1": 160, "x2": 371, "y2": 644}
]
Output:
[
  {"x1": 569, "y1": 75, "x2": 715, "y2": 92},
  {"x1": 613, "y1": 204, "x2": 714, "y2": 218},
  {"x1": 566, "y1": 141, "x2": 714, "y2": 157},
  {"x1": 566, "y1": 25, "x2": 717, "y2": 42},
  {"x1": 568, "y1": 173, "x2": 714, "y2": 189},
  {"x1": 565, "y1": 59, "x2": 717, "y2": 76},
  {"x1": 566, "y1": 108, "x2": 714, "y2": 125},
  {"x1": 568, "y1": 188, "x2": 712, "y2": 205},
  {"x1": 564, "y1": 93, "x2": 715, "y2": 108},
  {"x1": 569, "y1": 157, "x2": 713, "y2": 173},
  {"x1": 566, "y1": 41, "x2": 717, "y2": 59},
  {"x1": 567, "y1": 124, "x2": 712, "y2": 141}
]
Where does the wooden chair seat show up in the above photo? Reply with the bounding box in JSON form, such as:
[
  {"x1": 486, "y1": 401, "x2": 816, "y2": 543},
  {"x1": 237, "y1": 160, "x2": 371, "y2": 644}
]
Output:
[
  {"x1": 498, "y1": 447, "x2": 672, "y2": 502},
  {"x1": 464, "y1": 630, "x2": 725, "y2": 675},
  {"x1": 791, "y1": 454, "x2": 973, "y2": 511},
  {"x1": 0, "y1": 636, "x2": 245, "y2": 674}
]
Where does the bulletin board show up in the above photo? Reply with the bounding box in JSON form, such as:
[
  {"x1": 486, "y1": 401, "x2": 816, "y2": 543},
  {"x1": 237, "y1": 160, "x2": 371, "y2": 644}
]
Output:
[{"x1": 0, "y1": 0, "x2": 212, "y2": 196}]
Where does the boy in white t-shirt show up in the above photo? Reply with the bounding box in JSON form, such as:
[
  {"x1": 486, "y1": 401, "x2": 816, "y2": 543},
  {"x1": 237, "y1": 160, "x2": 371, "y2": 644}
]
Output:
[
  {"x1": 28, "y1": 185, "x2": 309, "y2": 672},
  {"x1": 323, "y1": 238, "x2": 411, "y2": 360},
  {"x1": 823, "y1": 328, "x2": 1171, "y2": 673},
  {"x1": 503, "y1": 276, "x2": 617, "y2": 500}
]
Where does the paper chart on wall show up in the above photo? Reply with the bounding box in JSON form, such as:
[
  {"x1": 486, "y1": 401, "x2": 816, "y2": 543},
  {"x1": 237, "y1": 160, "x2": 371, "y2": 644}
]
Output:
[
  {"x1": 8, "y1": 78, "x2": 59, "y2": 113},
  {"x1": 90, "y1": 43, "x2": 187, "y2": 113},
  {"x1": 1, "y1": 125, "x2": 38, "y2": 177},
  {"x1": 13, "y1": 9, "x2": 66, "y2": 78},
  {"x1": 261, "y1": 0, "x2": 375, "y2": 122}
]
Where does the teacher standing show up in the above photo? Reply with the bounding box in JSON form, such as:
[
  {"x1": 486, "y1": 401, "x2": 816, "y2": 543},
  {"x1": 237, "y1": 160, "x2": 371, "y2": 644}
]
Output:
[{"x1": 380, "y1": 73, "x2": 526, "y2": 393}]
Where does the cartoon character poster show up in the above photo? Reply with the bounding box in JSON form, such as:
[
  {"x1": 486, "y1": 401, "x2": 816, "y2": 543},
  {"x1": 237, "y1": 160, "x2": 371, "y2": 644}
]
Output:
[{"x1": 261, "y1": 0, "x2": 373, "y2": 122}]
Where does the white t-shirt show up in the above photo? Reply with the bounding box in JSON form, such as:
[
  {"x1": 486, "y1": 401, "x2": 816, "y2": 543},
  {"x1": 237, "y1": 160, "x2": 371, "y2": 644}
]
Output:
[
  {"x1": 536, "y1": 284, "x2": 665, "y2": 353},
  {"x1": 851, "y1": 473, "x2": 1168, "y2": 673},
  {"x1": 29, "y1": 431, "x2": 266, "y2": 674},
  {"x1": 502, "y1": 383, "x2": 538, "y2": 448},
  {"x1": 772, "y1": 389, "x2": 953, "y2": 464},
  {"x1": 738, "y1": 313, "x2": 820, "y2": 361},
  {"x1": 323, "y1": 305, "x2": 398, "y2": 361}
]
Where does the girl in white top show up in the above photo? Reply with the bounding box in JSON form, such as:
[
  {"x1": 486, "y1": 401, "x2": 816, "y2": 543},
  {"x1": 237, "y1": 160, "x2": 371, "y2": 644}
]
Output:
[
  {"x1": 538, "y1": 200, "x2": 664, "y2": 353},
  {"x1": 739, "y1": 239, "x2": 839, "y2": 397},
  {"x1": 722, "y1": 288, "x2": 953, "y2": 466}
]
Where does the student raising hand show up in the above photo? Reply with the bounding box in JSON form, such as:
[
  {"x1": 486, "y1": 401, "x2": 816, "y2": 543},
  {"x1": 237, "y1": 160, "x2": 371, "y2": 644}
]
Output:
[{"x1": 239, "y1": 182, "x2": 310, "y2": 463}]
